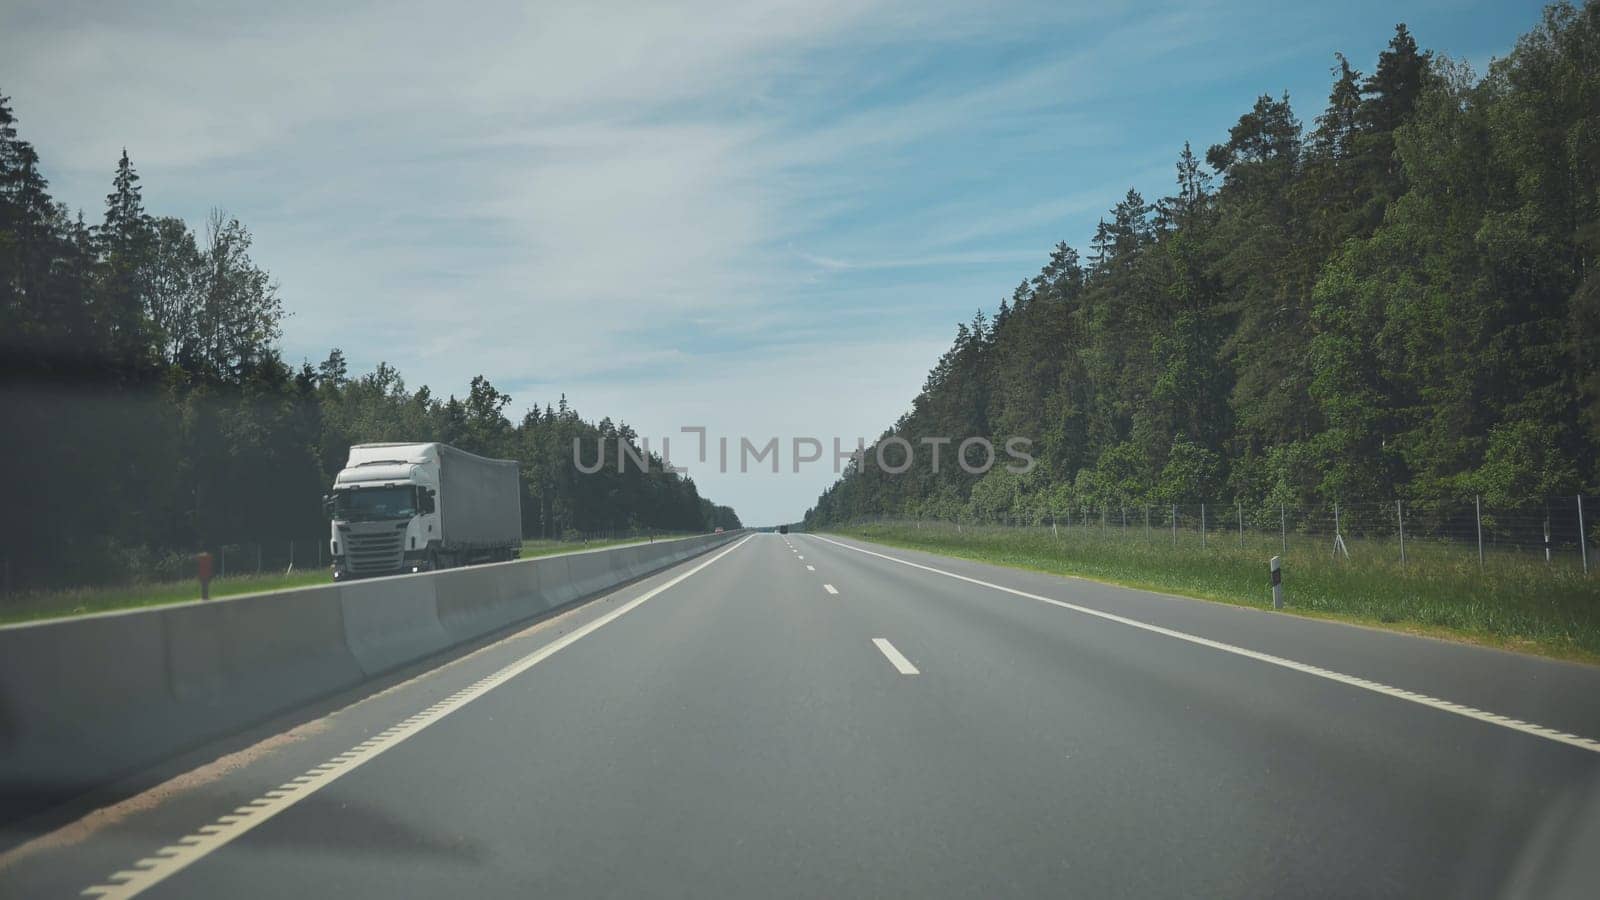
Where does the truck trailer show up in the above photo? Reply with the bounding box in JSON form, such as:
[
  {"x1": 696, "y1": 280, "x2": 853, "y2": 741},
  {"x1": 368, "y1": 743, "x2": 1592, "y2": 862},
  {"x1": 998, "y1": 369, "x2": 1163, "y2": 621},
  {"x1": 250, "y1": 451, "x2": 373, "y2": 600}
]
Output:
[{"x1": 326, "y1": 442, "x2": 522, "y2": 579}]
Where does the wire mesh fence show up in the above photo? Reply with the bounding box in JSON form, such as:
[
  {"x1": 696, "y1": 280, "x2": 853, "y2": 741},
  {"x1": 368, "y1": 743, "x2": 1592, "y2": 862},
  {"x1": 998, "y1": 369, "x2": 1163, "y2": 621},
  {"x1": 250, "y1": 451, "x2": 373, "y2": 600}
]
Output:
[
  {"x1": 208, "y1": 539, "x2": 329, "y2": 579},
  {"x1": 852, "y1": 494, "x2": 1596, "y2": 577}
]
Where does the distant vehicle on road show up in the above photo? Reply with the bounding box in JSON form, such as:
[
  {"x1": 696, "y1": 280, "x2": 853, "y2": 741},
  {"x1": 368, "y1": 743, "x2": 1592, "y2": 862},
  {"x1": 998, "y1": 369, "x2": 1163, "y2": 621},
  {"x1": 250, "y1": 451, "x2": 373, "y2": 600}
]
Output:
[
  {"x1": 714, "y1": 527, "x2": 725, "y2": 534},
  {"x1": 326, "y1": 442, "x2": 521, "y2": 579},
  {"x1": 778, "y1": 524, "x2": 789, "y2": 534}
]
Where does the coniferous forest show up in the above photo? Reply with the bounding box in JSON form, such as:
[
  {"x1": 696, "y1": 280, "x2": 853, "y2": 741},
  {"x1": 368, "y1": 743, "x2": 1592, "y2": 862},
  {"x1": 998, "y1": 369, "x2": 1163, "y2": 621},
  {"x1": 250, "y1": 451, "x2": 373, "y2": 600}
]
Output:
[
  {"x1": 807, "y1": 5, "x2": 1600, "y2": 537},
  {"x1": 0, "y1": 102, "x2": 738, "y2": 591}
]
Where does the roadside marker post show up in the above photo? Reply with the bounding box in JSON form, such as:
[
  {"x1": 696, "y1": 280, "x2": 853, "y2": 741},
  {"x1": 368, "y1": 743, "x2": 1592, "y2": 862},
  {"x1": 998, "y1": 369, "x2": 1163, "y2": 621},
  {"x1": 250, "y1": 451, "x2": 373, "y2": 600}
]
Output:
[
  {"x1": 197, "y1": 552, "x2": 214, "y2": 601},
  {"x1": 1270, "y1": 556, "x2": 1283, "y2": 610}
]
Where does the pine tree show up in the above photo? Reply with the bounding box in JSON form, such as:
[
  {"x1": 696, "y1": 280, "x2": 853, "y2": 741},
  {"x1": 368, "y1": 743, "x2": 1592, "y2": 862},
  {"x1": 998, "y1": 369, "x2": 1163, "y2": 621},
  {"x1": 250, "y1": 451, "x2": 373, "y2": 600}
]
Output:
[
  {"x1": 101, "y1": 149, "x2": 147, "y2": 255},
  {"x1": 1156, "y1": 142, "x2": 1212, "y2": 230},
  {"x1": 1311, "y1": 54, "x2": 1364, "y2": 161},
  {"x1": 95, "y1": 148, "x2": 154, "y2": 369},
  {"x1": 1360, "y1": 24, "x2": 1432, "y2": 135},
  {"x1": 0, "y1": 94, "x2": 60, "y2": 362},
  {"x1": 318, "y1": 348, "x2": 349, "y2": 386},
  {"x1": 1206, "y1": 93, "x2": 1301, "y2": 181}
]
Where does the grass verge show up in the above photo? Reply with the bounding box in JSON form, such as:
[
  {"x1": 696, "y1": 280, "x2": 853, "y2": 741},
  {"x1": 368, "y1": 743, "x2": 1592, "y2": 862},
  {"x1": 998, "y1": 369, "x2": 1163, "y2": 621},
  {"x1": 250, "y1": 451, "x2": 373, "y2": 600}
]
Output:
[
  {"x1": 1, "y1": 532, "x2": 699, "y2": 626},
  {"x1": 518, "y1": 533, "x2": 687, "y2": 558},
  {"x1": 0, "y1": 570, "x2": 336, "y2": 625},
  {"x1": 833, "y1": 522, "x2": 1600, "y2": 665}
]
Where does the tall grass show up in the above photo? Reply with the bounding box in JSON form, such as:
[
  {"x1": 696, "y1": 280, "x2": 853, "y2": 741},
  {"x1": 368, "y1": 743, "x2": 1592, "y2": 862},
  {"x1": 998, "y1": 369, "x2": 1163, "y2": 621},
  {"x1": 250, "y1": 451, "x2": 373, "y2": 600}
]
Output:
[{"x1": 837, "y1": 520, "x2": 1600, "y2": 662}]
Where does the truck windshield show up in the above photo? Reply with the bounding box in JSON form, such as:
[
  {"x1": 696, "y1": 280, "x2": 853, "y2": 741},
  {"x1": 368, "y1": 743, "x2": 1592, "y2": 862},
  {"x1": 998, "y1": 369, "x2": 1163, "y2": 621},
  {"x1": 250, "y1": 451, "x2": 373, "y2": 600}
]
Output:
[{"x1": 334, "y1": 486, "x2": 417, "y2": 521}]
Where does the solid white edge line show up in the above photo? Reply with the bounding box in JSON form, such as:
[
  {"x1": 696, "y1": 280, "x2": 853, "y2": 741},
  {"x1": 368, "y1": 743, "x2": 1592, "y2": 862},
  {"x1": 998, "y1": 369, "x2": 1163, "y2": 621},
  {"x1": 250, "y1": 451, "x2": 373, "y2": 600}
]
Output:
[
  {"x1": 872, "y1": 638, "x2": 920, "y2": 675},
  {"x1": 809, "y1": 534, "x2": 1600, "y2": 755},
  {"x1": 823, "y1": 584, "x2": 839, "y2": 595},
  {"x1": 79, "y1": 535, "x2": 756, "y2": 899}
]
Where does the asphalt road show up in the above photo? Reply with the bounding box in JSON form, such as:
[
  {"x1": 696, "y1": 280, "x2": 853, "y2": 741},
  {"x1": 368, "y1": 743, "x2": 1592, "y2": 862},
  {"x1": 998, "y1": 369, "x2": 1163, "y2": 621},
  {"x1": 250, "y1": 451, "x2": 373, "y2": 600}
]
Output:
[{"x1": 6, "y1": 532, "x2": 1600, "y2": 898}]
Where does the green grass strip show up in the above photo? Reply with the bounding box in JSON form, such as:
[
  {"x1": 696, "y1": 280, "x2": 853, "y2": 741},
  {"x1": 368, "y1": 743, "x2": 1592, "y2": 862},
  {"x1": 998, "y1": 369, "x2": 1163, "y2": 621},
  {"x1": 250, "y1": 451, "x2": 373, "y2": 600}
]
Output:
[{"x1": 833, "y1": 522, "x2": 1600, "y2": 665}]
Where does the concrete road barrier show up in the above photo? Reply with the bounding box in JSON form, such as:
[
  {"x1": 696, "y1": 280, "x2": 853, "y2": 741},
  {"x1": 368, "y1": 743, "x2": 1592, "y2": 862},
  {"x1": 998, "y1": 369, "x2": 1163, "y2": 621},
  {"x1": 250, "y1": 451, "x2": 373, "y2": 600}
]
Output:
[
  {"x1": 0, "y1": 609, "x2": 173, "y2": 811},
  {"x1": 535, "y1": 554, "x2": 578, "y2": 609},
  {"x1": 166, "y1": 583, "x2": 363, "y2": 718},
  {"x1": 340, "y1": 575, "x2": 449, "y2": 676},
  {"x1": 436, "y1": 560, "x2": 534, "y2": 643},
  {"x1": 0, "y1": 531, "x2": 741, "y2": 823},
  {"x1": 622, "y1": 545, "x2": 658, "y2": 580},
  {"x1": 563, "y1": 550, "x2": 616, "y2": 601}
]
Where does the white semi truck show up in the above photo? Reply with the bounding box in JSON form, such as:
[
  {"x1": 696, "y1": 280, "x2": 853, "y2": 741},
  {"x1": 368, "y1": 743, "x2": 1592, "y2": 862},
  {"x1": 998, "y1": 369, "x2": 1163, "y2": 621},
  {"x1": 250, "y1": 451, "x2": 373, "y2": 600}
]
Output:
[{"x1": 325, "y1": 442, "x2": 522, "y2": 579}]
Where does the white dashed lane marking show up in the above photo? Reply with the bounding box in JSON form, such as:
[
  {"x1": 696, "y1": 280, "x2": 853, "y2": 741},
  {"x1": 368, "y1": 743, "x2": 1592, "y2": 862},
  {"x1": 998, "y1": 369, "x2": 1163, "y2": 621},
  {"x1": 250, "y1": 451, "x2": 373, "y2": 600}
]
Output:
[{"x1": 872, "y1": 638, "x2": 920, "y2": 675}]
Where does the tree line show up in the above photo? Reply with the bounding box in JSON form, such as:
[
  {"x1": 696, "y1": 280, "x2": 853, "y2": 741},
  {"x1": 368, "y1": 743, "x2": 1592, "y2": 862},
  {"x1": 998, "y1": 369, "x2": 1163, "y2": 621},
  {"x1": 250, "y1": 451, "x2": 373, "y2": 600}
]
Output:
[
  {"x1": 807, "y1": 4, "x2": 1600, "y2": 533},
  {"x1": 0, "y1": 98, "x2": 738, "y2": 590}
]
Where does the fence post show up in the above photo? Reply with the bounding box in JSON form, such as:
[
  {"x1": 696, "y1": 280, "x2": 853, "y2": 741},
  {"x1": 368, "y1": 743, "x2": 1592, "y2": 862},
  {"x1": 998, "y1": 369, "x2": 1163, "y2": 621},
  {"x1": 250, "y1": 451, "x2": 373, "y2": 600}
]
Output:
[
  {"x1": 1396, "y1": 500, "x2": 1405, "y2": 568},
  {"x1": 1579, "y1": 495, "x2": 1589, "y2": 576},
  {"x1": 1475, "y1": 494, "x2": 1484, "y2": 572},
  {"x1": 1201, "y1": 503, "x2": 1207, "y2": 550}
]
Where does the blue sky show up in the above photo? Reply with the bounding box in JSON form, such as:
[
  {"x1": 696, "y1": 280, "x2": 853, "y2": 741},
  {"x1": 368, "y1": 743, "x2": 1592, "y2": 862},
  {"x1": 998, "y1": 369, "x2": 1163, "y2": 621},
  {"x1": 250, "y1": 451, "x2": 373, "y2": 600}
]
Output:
[{"x1": 1, "y1": 0, "x2": 1550, "y2": 524}]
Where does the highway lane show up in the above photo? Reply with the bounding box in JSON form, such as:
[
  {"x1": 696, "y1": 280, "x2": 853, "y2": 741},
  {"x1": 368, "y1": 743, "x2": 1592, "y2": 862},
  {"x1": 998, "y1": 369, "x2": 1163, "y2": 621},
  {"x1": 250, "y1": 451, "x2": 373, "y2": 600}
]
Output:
[{"x1": 6, "y1": 532, "x2": 1600, "y2": 898}]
